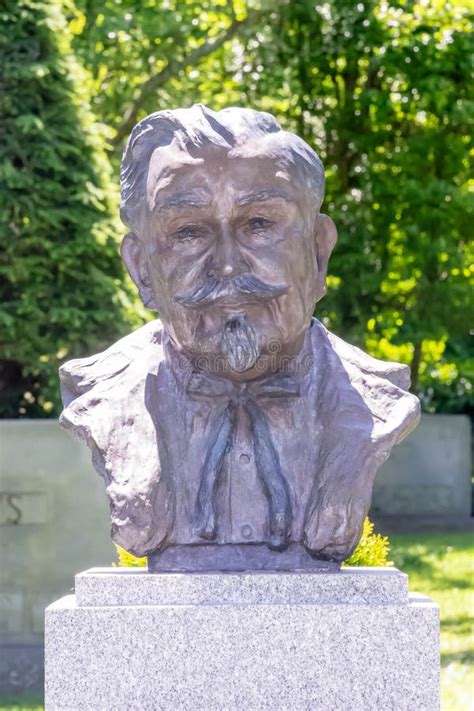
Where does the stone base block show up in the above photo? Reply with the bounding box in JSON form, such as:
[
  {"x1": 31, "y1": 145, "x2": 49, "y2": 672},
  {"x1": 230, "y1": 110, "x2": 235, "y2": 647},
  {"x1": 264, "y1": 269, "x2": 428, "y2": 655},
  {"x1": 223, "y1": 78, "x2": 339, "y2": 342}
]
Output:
[{"x1": 45, "y1": 568, "x2": 439, "y2": 710}]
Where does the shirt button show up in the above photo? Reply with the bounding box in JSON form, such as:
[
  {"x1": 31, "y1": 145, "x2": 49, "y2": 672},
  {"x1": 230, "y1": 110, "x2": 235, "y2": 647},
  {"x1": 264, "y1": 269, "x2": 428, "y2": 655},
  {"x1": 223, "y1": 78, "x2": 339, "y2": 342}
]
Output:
[
  {"x1": 241, "y1": 524, "x2": 253, "y2": 539},
  {"x1": 239, "y1": 453, "x2": 251, "y2": 464}
]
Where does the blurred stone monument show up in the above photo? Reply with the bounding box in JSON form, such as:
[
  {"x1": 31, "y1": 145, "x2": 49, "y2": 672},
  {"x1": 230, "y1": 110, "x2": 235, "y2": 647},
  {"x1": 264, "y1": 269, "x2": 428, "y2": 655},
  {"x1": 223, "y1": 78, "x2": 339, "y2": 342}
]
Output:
[{"x1": 46, "y1": 105, "x2": 439, "y2": 710}]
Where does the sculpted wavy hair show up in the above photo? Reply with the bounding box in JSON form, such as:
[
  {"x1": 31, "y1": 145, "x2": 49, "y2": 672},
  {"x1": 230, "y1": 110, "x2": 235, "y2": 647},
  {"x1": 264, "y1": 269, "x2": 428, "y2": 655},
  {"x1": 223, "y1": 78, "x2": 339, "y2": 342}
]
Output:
[{"x1": 120, "y1": 104, "x2": 325, "y2": 231}]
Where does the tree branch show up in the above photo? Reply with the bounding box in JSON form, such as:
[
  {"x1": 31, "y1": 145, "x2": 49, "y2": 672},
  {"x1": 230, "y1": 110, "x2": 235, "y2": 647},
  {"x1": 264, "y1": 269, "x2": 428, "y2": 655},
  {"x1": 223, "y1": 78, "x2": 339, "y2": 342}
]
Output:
[{"x1": 112, "y1": 8, "x2": 266, "y2": 149}]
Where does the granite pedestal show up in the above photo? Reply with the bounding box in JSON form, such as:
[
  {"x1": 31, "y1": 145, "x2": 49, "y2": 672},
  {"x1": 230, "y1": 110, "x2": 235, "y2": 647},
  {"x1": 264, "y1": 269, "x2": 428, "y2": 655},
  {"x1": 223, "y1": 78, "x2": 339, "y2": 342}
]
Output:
[{"x1": 45, "y1": 567, "x2": 439, "y2": 710}]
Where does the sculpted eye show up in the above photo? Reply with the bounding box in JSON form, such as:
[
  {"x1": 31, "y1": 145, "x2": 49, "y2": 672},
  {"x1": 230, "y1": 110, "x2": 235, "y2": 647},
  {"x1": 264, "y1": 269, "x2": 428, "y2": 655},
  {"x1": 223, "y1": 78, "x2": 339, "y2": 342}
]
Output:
[
  {"x1": 171, "y1": 225, "x2": 206, "y2": 242},
  {"x1": 245, "y1": 217, "x2": 274, "y2": 232}
]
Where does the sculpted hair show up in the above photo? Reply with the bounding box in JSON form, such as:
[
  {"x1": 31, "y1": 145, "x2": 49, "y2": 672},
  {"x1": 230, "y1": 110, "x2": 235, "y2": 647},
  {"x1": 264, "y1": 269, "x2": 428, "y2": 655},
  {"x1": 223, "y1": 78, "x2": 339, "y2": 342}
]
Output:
[{"x1": 120, "y1": 104, "x2": 325, "y2": 230}]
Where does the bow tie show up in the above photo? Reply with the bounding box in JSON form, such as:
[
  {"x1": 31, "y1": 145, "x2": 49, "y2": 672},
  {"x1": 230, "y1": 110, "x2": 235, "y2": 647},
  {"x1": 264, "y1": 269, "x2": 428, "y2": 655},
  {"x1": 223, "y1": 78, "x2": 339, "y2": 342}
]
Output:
[{"x1": 186, "y1": 370, "x2": 300, "y2": 550}]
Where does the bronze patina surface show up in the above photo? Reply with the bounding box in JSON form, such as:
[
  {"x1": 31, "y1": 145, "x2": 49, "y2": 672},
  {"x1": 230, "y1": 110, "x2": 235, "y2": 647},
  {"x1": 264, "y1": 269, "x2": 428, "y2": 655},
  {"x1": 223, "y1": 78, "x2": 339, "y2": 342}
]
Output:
[{"x1": 59, "y1": 105, "x2": 420, "y2": 570}]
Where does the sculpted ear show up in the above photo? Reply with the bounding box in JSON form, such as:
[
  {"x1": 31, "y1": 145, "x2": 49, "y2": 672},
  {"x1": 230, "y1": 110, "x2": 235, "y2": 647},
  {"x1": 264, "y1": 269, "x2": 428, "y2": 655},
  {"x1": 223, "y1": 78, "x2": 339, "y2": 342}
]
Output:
[
  {"x1": 314, "y1": 214, "x2": 338, "y2": 301},
  {"x1": 121, "y1": 232, "x2": 158, "y2": 310}
]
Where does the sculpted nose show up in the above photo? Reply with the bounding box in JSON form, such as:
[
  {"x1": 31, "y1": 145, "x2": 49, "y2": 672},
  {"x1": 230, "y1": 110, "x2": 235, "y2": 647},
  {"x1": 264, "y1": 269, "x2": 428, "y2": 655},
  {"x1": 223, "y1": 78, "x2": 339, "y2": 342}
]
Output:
[{"x1": 208, "y1": 222, "x2": 245, "y2": 279}]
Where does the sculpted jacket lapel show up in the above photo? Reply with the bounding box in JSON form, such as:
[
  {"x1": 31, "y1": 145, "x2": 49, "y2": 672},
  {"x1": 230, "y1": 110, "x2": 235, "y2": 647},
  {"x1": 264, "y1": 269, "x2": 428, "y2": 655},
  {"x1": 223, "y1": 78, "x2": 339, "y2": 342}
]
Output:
[{"x1": 302, "y1": 320, "x2": 420, "y2": 560}]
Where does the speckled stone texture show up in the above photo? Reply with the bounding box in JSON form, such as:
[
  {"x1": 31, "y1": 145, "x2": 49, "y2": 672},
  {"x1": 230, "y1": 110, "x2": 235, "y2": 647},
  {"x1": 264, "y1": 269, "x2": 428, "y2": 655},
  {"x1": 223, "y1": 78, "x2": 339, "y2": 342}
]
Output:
[
  {"x1": 45, "y1": 568, "x2": 439, "y2": 711},
  {"x1": 74, "y1": 566, "x2": 408, "y2": 606}
]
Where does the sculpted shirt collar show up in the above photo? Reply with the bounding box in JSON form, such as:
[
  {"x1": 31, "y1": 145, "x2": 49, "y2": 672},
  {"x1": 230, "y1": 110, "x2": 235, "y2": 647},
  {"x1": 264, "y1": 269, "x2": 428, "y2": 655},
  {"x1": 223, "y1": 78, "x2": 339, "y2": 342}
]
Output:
[{"x1": 160, "y1": 326, "x2": 315, "y2": 399}]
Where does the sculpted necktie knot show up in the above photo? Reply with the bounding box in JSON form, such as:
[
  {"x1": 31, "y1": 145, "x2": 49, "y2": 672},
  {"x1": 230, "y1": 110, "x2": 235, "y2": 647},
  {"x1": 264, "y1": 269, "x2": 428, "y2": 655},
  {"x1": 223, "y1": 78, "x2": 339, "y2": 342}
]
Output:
[
  {"x1": 186, "y1": 371, "x2": 300, "y2": 549},
  {"x1": 186, "y1": 370, "x2": 300, "y2": 402}
]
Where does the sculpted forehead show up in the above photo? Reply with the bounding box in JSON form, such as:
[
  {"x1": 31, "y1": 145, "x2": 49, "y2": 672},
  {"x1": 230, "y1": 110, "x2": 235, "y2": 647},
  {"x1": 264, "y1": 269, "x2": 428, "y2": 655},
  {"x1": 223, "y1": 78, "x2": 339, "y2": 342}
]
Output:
[
  {"x1": 146, "y1": 147, "x2": 298, "y2": 216},
  {"x1": 144, "y1": 130, "x2": 323, "y2": 223}
]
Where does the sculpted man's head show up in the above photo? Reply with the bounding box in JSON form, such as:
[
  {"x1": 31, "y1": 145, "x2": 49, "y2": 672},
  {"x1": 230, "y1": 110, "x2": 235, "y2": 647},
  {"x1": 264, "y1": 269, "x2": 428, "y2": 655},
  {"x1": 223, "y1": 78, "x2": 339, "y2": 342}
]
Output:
[{"x1": 120, "y1": 104, "x2": 337, "y2": 379}]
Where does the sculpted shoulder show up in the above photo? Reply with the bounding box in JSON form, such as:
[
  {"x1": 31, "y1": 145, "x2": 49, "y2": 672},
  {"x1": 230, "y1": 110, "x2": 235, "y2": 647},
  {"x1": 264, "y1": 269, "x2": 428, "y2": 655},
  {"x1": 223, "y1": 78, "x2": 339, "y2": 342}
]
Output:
[
  {"x1": 59, "y1": 319, "x2": 173, "y2": 555},
  {"x1": 58, "y1": 319, "x2": 166, "y2": 480},
  {"x1": 59, "y1": 319, "x2": 165, "y2": 407},
  {"x1": 310, "y1": 318, "x2": 421, "y2": 445}
]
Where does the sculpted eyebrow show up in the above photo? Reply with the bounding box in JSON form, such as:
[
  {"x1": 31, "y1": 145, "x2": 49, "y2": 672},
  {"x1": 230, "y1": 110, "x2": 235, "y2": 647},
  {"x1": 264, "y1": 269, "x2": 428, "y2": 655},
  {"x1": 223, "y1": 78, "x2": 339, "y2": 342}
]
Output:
[
  {"x1": 237, "y1": 189, "x2": 292, "y2": 206},
  {"x1": 154, "y1": 193, "x2": 210, "y2": 213}
]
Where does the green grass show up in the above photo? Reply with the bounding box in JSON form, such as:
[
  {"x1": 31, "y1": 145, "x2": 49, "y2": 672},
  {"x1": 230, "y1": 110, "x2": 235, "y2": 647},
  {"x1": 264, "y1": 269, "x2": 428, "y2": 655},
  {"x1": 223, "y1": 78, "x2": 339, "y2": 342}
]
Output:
[
  {"x1": 0, "y1": 695, "x2": 42, "y2": 711},
  {"x1": 1, "y1": 532, "x2": 472, "y2": 711},
  {"x1": 391, "y1": 532, "x2": 474, "y2": 711}
]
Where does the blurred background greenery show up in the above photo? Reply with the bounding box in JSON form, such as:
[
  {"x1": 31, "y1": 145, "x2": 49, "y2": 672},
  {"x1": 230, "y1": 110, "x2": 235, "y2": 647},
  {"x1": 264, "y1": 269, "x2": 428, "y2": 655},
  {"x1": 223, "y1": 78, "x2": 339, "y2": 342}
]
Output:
[{"x1": 1, "y1": 0, "x2": 472, "y2": 420}]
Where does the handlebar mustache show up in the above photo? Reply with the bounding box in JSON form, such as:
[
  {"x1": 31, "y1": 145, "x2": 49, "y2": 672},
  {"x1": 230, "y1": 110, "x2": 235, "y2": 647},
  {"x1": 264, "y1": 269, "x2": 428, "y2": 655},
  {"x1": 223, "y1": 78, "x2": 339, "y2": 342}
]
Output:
[{"x1": 175, "y1": 274, "x2": 289, "y2": 309}]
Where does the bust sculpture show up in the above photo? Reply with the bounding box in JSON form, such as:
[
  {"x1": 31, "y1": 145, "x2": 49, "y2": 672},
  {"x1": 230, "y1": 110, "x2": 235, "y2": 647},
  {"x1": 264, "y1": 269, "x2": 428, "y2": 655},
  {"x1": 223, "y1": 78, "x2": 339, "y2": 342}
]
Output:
[{"x1": 59, "y1": 105, "x2": 420, "y2": 571}]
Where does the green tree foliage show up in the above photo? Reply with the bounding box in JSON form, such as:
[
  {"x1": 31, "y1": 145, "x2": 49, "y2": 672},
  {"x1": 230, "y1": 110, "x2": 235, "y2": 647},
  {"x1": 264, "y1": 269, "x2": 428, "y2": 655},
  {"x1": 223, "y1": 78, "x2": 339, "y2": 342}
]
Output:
[
  {"x1": 71, "y1": 0, "x2": 472, "y2": 413},
  {"x1": 235, "y1": 0, "x2": 473, "y2": 410},
  {"x1": 71, "y1": 0, "x2": 268, "y2": 146},
  {"x1": 1, "y1": 0, "x2": 472, "y2": 416},
  {"x1": 0, "y1": 0, "x2": 141, "y2": 417}
]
